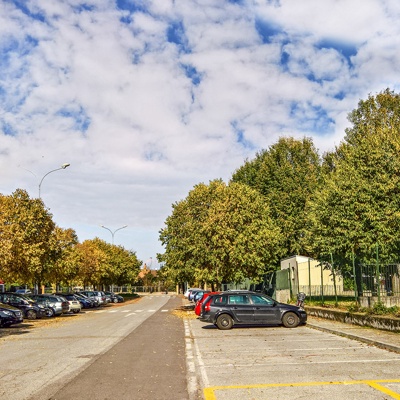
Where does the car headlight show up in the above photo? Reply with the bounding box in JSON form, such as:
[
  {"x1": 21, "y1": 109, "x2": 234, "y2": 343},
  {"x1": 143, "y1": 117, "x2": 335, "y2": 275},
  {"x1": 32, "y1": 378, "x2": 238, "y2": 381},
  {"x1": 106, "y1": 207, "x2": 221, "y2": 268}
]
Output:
[{"x1": 2, "y1": 310, "x2": 13, "y2": 316}]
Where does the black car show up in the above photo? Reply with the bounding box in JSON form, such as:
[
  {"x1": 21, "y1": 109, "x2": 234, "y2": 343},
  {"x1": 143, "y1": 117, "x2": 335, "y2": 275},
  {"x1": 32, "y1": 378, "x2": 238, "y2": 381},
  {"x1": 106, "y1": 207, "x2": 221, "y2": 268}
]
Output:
[
  {"x1": 0, "y1": 302, "x2": 24, "y2": 327},
  {"x1": 199, "y1": 291, "x2": 307, "y2": 330},
  {"x1": 0, "y1": 292, "x2": 47, "y2": 320}
]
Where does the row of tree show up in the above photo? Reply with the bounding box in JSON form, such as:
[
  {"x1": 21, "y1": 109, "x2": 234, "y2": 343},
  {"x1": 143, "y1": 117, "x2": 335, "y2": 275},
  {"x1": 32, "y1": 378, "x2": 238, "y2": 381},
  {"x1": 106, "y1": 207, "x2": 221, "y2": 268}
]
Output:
[
  {"x1": 0, "y1": 189, "x2": 142, "y2": 290},
  {"x1": 158, "y1": 89, "x2": 400, "y2": 289}
]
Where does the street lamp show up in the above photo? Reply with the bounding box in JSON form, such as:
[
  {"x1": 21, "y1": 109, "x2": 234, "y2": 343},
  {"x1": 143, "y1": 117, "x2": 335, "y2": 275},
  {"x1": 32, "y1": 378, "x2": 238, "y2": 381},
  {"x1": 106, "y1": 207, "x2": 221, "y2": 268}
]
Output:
[
  {"x1": 38, "y1": 163, "x2": 70, "y2": 198},
  {"x1": 101, "y1": 225, "x2": 128, "y2": 244}
]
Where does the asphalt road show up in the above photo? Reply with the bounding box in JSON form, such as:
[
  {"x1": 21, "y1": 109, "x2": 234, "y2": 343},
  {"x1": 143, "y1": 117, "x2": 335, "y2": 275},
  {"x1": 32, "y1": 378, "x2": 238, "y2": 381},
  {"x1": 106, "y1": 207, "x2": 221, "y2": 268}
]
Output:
[
  {"x1": 0, "y1": 294, "x2": 189, "y2": 400},
  {"x1": 188, "y1": 317, "x2": 400, "y2": 400},
  {"x1": 2, "y1": 295, "x2": 400, "y2": 400}
]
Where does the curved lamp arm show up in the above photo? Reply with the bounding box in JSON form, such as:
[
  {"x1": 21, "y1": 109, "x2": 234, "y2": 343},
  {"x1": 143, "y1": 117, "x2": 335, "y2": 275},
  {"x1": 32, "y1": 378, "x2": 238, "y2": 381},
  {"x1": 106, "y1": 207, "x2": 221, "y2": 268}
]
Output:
[{"x1": 38, "y1": 163, "x2": 70, "y2": 198}]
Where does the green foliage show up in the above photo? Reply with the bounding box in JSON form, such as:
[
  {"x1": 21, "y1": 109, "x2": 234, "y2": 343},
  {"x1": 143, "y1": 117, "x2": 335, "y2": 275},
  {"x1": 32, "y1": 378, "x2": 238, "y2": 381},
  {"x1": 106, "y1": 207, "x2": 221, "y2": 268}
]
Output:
[
  {"x1": 232, "y1": 137, "x2": 321, "y2": 257},
  {"x1": 346, "y1": 302, "x2": 400, "y2": 317},
  {"x1": 305, "y1": 88, "x2": 400, "y2": 266},
  {"x1": 73, "y1": 238, "x2": 141, "y2": 288},
  {"x1": 159, "y1": 180, "x2": 283, "y2": 289},
  {"x1": 0, "y1": 189, "x2": 55, "y2": 285}
]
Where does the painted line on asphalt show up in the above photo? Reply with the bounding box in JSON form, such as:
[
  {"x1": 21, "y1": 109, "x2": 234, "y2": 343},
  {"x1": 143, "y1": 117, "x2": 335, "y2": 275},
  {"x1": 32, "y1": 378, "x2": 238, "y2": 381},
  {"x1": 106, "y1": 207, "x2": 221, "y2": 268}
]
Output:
[
  {"x1": 184, "y1": 319, "x2": 198, "y2": 400},
  {"x1": 124, "y1": 313, "x2": 136, "y2": 317},
  {"x1": 203, "y1": 379, "x2": 400, "y2": 400},
  {"x1": 203, "y1": 358, "x2": 400, "y2": 368}
]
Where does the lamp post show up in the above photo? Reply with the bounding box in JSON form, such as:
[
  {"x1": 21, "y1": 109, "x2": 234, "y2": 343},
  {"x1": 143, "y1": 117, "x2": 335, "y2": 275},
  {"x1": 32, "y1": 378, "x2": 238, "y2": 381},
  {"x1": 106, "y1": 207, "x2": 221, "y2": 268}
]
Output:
[
  {"x1": 38, "y1": 163, "x2": 70, "y2": 198},
  {"x1": 101, "y1": 225, "x2": 128, "y2": 244}
]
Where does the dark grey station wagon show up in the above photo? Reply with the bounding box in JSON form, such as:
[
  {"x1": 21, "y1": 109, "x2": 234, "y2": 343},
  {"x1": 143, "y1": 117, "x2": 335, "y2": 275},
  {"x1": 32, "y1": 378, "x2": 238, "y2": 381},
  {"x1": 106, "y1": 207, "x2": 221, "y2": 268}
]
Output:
[{"x1": 199, "y1": 291, "x2": 307, "y2": 330}]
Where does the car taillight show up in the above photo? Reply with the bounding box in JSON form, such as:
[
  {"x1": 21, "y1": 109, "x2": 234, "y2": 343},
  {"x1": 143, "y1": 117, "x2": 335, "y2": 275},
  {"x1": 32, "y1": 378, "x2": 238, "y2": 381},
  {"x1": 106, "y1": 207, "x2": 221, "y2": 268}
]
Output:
[{"x1": 204, "y1": 301, "x2": 211, "y2": 312}]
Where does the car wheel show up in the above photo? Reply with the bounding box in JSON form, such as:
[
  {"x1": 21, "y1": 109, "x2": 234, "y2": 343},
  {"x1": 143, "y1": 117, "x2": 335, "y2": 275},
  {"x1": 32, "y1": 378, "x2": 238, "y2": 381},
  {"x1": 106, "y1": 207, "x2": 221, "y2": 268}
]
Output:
[
  {"x1": 282, "y1": 312, "x2": 300, "y2": 328},
  {"x1": 113, "y1": 298, "x2": 118, "y2": 303},
  {"x1": 46, "y1": 308, "x2": 55, "y2": 318},
  {"x1": 26, "y1": 310, "x2": 37, "y2": 320},
  {"x1": 73, "y1": 309, "x2": 80, "y2": 313},
  {"x1": 216, "y1": 314, "x2": 233, "y2": 330}
]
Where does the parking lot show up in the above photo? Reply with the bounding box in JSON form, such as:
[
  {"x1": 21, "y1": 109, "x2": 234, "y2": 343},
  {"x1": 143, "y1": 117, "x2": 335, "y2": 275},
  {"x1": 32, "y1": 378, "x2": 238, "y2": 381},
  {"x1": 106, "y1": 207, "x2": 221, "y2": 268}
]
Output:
[{"x1": 187, "y1": 317, "x2": 400, "y2": 400}]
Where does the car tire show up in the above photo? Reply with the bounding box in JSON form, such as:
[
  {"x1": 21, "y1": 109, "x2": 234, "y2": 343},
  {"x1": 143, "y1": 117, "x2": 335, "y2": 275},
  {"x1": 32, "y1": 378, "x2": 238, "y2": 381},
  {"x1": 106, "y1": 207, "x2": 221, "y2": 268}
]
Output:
[
  {"x1": 46, "y1": 308, "x2": 55, "y2": 318},
  {"x1": 216, "y1": 314, "x2": 233, "y2": 330},
  {"x1": 26, "y1": 310, "x2": 37, "y2": 320},
  {"x1": 73, "y1": 309, "x2": 80, "y2": 313},
  {"x1": 113, "y1": 298, "x2": 118, "y2": 303},
  {"x1": 282, "y1": 312, "x2": 300, "y2": 328}
]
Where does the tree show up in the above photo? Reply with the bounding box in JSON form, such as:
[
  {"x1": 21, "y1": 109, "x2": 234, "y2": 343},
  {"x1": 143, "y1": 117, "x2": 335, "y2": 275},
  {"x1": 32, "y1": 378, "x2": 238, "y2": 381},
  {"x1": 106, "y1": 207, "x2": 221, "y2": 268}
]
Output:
[
  {"x1": 305, "y1": 89, "x2": 400, "y2": 266},
  {"x1": 232, "y1": 137, "x2": 321, "y2": 256},
  {"x1": 159, "y1": 180, "x2": 225, "y2": 287},
  {"x1": 97, "y1": 241, "x2": 142, "y2": 287},
  {"x1": 0, "y1": 189, "x2": 55, "y2": 286},
  {"x1": 159, "y1": 180, "x2": 283, "y2": 289},
  {"x1": 47, "y1": 227, "x2": 79, "y2": 287},
  {"x1": 74, "y1": 239, "x2": 108, "y2": 288}
]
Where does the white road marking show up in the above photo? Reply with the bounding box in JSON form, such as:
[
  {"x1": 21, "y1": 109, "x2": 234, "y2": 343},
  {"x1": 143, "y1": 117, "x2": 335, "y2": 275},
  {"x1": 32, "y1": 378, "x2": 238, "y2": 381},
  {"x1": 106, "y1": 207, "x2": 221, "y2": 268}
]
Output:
[{"x1": 185, "y1": 319, "x2": 200, "y2": 400}]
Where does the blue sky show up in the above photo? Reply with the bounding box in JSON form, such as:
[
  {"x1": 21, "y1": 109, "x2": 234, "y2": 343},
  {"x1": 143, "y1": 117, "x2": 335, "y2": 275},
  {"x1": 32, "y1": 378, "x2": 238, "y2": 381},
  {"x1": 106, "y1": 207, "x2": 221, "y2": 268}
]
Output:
[{"x1": 1, "y1": 0, "x2": 400, "y2": 266}]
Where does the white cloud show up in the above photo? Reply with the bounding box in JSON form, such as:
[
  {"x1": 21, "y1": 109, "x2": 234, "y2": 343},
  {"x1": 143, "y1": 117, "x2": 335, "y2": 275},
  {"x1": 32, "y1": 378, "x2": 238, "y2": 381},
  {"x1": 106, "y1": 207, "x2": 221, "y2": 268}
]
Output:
[{"x1": 1, "y1": 0, "x2": 400, "y2": 264}]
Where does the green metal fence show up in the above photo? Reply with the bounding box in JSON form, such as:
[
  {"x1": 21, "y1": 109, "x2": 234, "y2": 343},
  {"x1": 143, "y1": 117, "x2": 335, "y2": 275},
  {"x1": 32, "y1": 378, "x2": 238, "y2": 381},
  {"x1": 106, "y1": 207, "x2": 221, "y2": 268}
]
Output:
[{"x1": 359, "y1": 263, "x2": 400, "y2": 298}]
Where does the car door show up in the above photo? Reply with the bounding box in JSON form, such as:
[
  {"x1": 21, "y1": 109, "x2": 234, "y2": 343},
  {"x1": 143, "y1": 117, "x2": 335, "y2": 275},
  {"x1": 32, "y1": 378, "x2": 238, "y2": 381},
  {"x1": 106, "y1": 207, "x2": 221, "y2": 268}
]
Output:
[
  {"x1": 228, "y1": 294, "x2": 254, "y2": 323},
  {"x1": 250, "y1": 294, "x2": 281, "y2": 324}
]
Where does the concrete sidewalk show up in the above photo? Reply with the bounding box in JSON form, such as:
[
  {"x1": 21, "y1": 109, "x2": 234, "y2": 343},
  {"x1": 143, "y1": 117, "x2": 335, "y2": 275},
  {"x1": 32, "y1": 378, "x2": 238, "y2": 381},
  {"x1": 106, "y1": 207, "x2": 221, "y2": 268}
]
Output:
[{"x1": 307, "y1": 315, "x2": 400, "y2": 354}]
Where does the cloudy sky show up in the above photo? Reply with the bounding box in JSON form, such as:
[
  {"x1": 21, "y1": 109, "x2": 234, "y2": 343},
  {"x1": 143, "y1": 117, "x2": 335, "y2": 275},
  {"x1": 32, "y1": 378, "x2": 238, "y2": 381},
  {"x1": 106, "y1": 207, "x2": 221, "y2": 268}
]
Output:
[{"x1": 1, "y1": 0, "x2": 400, "y2": 267}]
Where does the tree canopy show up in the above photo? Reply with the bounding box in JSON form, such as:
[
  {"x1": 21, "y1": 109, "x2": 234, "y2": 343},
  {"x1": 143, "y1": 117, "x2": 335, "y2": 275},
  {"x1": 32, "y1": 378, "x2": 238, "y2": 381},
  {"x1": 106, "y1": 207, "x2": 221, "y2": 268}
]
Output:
[
  {"x1": 305, "y1": 89, "x2": 400, "y2": 265},
  {"x1": 159, "y1": 180, "x2": 282, "y2": 289},
  {"x1": 232, "y1": 136, "x2": 321, "y2": 257},
  {"x1": 0, "y1": 189, "x2": 142, "y2": 290}
]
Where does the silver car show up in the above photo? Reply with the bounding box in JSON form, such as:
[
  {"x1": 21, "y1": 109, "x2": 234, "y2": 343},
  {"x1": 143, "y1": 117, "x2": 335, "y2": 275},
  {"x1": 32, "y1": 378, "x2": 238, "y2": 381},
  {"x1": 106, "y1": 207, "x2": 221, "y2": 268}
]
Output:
[{"x1": 29, "y1": 294, "x2": 70, "y2": 317}]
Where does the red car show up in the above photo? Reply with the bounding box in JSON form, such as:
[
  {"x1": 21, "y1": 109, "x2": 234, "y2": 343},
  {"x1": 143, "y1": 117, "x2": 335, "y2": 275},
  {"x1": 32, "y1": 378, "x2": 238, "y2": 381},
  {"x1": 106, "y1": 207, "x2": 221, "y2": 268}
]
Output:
[{"x1": 194, "y1": 291, "x2": 220, "y2": 316}]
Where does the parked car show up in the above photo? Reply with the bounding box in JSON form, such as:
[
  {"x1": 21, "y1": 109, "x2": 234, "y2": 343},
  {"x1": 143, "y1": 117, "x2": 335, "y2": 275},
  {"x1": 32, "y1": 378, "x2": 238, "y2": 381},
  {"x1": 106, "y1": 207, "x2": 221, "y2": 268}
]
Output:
[
  {"x1": 104, "y1": 291, "x2": 124, "y2": 303},
  {"x1": 78, "y1": 291, "x2": 106, "y2": 306},
  {"x1": 55, "y1": 293, "x2": 82, "y2": 313},
  {"x1": 193, "y1": 290, "x2": 210, "y2": 303},
  {"x1": 188, "y1": 289, "x2": 204, "y2": 302},
  {"x1": 15, "y1": 288, "x2": 32, "y2": 294},
  {"x1": 28, "y1": 294, "x2": 70, "y2": 317},
  {"x1": 199, "y1": 291, "x2": 307, "y2": 330},
  {"x1": 194, "y1": 291, "x2": 220, "y2": 316},
  {"x1": 184, "y1": 288, "x2": 202, "y2": 299},
  {"x1": 0, "y1": 302, "x2": 24, "y2": 327},
  {"x1": 0, "y1": 292, "x2": 47, "y2": 320},
  {"x1": 74, "y1": 292, "x2": 95, "y2": 308}
]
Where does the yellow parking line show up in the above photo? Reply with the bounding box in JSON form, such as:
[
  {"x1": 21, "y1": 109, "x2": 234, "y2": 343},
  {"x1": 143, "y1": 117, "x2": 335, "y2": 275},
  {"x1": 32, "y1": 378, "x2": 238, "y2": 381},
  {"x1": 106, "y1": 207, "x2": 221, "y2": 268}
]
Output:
[{"x1": 204, "y1": 379, "x2": 400, "y2": 400}]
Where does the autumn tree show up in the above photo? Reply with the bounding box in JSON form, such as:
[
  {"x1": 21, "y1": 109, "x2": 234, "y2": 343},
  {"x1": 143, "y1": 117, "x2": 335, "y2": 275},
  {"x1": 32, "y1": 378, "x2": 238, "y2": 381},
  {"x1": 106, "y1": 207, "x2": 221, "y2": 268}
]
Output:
[
  {"x1": 47, "y1": 227, "x2": 79, "y2": 287},
  {"x1": 96, "y1": 241, "x2": 142, "y2": 287},
  {"x1": 159, "y1": 180, "x2": 283, "y2": 289},
  {"x1": 74, "y1": 238, "x2": 108, "y2": 288},
  {"x1": 0, "y1": 189, "x2": 55, "y2": 286}
]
